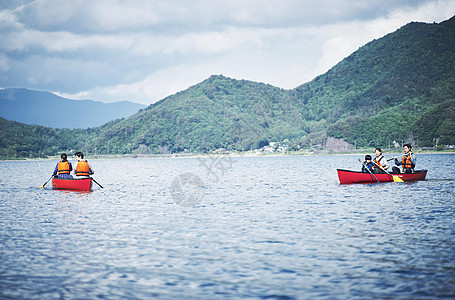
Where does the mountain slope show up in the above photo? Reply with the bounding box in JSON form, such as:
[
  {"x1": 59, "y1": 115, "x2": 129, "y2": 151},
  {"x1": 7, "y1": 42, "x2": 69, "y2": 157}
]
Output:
[
  {"x1": 90, "y1": 75, "x2": 305, "y2": 153},
  {"x1": 0, "y1": 117, "x2": 95, "y2": 159},
  {"x1": 92, "y1": 16, "x2": 455, "y2": 153},
  {"x1": 296, "y1": 17, "x2": 455, "y2": 118},
  {"x1": 297, "y1": 16, "x2": 455, "y2": 147},
  {"x1": 0, "y1": 88, "x2": 146, "y2": 129}
]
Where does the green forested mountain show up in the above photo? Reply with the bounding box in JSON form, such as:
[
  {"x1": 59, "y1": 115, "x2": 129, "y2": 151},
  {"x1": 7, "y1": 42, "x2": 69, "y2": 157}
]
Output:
[
  {"x1": 89, "y1": 16, "x2": 455, "y2": 154},
  {"x1": 90, "y1": 77, "x2": 304, "y2": 154},
  {"x1": 1, "y1": 16, "x2": 454, "y2": 159},
  {"x1": 0, "y1": 117, "x2": 93, "y2": 159},
  {"x1": 315, "y1": 17, "x2": 455, "y2": 147}
]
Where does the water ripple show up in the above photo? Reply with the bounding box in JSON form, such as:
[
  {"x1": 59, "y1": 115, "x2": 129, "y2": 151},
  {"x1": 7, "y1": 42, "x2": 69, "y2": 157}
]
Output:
[{"x1": 1, "y1": 155, "x2": 455, "y2": 299}]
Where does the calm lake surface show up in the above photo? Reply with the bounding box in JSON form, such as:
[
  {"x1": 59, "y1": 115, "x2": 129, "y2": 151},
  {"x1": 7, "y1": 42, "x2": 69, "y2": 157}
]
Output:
[{"x1": 1, "y1": 154, "x2": 454, "y2": 299}]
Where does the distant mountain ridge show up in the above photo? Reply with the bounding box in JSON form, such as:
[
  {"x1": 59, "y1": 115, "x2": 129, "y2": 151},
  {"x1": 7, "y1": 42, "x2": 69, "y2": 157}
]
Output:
[{"x1": 0, "y1": 88, "x2": 146, "y2": 129}]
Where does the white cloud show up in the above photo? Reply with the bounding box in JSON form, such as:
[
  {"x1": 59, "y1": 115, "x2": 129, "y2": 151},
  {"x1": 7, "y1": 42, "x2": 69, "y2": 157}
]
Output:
[
  {"x1": 58, "y1": 64, "x2": 209, "y2": 104},
  {"x1": 1, "y1": 0, "x2": 454, "y2": 105}
]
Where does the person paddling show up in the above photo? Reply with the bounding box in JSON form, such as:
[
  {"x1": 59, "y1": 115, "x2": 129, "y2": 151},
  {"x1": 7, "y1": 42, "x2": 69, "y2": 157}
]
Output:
[
  {"x1": 372, "y1": 147, "x2": 389, "y2": 174},
  {"x1": 393, "y1": 143, "x2": 416, "y2": 174},
  {"x1": 361, "y1": 155, "x2": 374, "y2": 173},
  {"x1": 52, "y1": 153, "x2": 73, "y2": 179},
  {"x1": 73, "y1": 151, "x2": 94, "y2": 178}
]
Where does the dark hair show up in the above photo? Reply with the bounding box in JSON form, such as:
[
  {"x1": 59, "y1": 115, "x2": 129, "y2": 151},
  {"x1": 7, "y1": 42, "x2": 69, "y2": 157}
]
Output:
[
  {"x1": 375, "y1": 147, "x2": 382, "y2": 152},
  {"x1": 61, "y1": 153, "x2": 67, "y2": 161},
  {"x1": 365, "y1": 155, "x2": 372, "y2": 160},
  {"x1": 75, "y1": 151, "x2": 84, "y2": 159},
  {"x1": 403, "y1": 143, "x2": 412, "y2": 149}
]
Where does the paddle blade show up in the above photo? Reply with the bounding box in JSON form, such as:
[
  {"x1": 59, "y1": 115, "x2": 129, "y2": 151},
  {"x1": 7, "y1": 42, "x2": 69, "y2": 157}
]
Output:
[{"x1": 393, "y1": 175, "x2": 404, "y2": 182}]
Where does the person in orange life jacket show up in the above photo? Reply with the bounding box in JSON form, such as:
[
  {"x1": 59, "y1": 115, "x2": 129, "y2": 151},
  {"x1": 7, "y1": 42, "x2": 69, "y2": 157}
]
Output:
[
  {"x1": 52, "y1": 153, "x2": 73, "y2": 179},
  {"x1": 372, "y1": 147, "x2": 389, "y2": 174},
  {"x1": 73, "y1": 151, "x2": 94, "y2": 178},
  {"x1": 362, "y1": 155, "x2": 374, "y2": 173},
  {"x1": 392, "y1": 143, "x2": 416, "y2": 174}
]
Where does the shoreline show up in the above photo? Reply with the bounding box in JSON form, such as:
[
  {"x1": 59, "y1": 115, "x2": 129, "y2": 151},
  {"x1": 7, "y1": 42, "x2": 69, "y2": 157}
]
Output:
[{"x1": 6, "y1": 148, "x2": 453, "y2": 162}]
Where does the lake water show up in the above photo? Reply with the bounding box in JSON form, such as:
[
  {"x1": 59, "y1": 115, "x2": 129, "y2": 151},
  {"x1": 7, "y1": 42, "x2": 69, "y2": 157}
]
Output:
[{"x1": 1, "y1": 153, "x2": 454, "y2": 299}]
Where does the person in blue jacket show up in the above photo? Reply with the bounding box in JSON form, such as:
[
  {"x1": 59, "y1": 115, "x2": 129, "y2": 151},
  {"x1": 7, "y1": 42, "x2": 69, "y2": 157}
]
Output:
[
  {"x1": 52, "y1": 153, "x2": 73, "y2": 179},
  {"x1": 361, "y1": 155, "x2": 374, "y2": 173}
]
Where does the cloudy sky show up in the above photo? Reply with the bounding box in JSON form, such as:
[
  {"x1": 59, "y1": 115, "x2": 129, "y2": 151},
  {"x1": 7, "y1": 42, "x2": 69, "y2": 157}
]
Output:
[{"x1": 1, "y1": 0, "x2": 454, "y2": 105}]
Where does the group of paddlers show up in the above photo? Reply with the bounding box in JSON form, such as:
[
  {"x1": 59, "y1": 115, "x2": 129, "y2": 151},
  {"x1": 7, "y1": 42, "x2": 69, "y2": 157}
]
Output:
[
  {"x1": 52, "y1": 152, "x2": 94, "y2": 179},
  {"x1": 362, "y1": 144, "x2": 416, "y2": 174},
  {"x1": 52, "y1": 145, "x2": 417, "y2": 180}
]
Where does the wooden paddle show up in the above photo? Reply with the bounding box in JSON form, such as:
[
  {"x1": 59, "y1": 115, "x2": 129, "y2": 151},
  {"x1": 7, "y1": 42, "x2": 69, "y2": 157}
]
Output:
[
  {"x1": 372, "y1": 161, "x2": 404, "y2": 182},
  {"x1": 39, "y1": 175, "x2": 54, "y2": 188},
  {"x1": 358, "y1": 159, "x2": 379, "y2": 183}
]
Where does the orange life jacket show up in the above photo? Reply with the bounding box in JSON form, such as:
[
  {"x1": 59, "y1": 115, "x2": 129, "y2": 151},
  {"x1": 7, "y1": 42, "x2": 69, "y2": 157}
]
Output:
[
  {"x1": 57, "y1": 161, "x2": 70, "y2": 174},
  {"x1": 373, "y1": 155, "x2": 384, "y2": 168},
  {"x1": 76, "y1": 161, "x2": 90, "y2": 176},
  {"x1": 402, "y1": 153, "x2": 414, "y2": 169}
]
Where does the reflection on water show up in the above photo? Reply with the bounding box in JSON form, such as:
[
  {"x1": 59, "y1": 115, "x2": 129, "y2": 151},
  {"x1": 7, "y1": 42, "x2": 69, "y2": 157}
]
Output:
[{"x1": 0, "y1": 154, "x2": 454, "y2": 299}]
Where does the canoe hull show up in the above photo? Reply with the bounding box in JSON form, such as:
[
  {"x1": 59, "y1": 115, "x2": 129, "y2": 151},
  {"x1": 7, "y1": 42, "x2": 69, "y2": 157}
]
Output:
[
  {"x1": 52, "y1": 178, "x2": 93, "y2": 191},
  {"x1": 337, "y1": 169, "x2": 427, "y2": 184}
]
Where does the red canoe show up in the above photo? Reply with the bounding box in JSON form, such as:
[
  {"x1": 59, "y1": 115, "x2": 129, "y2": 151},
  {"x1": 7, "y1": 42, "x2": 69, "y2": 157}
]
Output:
[
  {"x1": 337, "y1": 169, "x2": 427, "y2": 184},
  {"x1": 52, "y1": 178, "x2": 93, "y2": 191}
]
